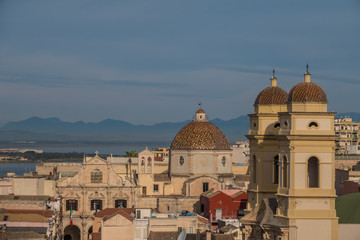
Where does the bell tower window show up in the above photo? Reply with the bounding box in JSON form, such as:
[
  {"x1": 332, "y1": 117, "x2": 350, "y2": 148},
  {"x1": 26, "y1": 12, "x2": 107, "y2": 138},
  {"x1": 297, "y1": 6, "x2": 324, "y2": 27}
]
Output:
[
  {"x1": 282, "y1": 156, "x2": 288, "y2": 188},
  {"x1": 252, "y1": 155, "x2": 257, "y2": 184},
  {"x1": 273, "y1": 155, "x2": 279, "y2": 184},
  {"x1": 308, "y1": 157, "x2": 319, "y2": 188}
]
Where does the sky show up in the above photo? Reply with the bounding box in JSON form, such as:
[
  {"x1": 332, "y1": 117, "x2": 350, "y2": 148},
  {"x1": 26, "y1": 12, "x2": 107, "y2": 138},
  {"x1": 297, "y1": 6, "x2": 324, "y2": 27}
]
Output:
[{"x1": 0, "y1": 0, "x2": 359, "y2": 125}]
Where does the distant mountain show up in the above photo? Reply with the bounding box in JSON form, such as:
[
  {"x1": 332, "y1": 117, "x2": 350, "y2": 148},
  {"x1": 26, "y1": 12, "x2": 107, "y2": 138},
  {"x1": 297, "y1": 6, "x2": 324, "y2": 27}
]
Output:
[
  {"x1": 3, "y1": 112, "x2": 358, "y2": 145},
  {"x1": 0, "y1": 116, "x2": 250, "y2": 144}
]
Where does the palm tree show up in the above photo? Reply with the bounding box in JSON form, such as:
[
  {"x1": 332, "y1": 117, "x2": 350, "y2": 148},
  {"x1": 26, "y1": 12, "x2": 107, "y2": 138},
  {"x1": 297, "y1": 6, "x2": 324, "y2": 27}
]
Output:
[{"x1": 125, "y1": 150, "x2": 138, "y2": 157}]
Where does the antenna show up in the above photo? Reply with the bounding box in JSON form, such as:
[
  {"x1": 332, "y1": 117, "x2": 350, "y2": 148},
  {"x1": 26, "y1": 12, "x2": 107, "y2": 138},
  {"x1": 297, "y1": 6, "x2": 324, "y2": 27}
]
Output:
[{"x1": 177, "y1": 230, "x2": 187, "y2": 240}]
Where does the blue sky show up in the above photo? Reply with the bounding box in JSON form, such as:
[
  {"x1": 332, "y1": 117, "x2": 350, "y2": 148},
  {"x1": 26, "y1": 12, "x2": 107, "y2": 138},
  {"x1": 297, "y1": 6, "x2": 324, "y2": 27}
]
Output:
[{"x1": 0, "y1": 0, "x2": 359, "y2": 125}]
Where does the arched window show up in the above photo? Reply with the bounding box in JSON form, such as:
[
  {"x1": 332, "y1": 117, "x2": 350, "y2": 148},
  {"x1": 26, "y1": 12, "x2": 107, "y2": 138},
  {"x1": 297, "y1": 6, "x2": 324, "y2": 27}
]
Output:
[
  {"x1": 141, "y1": 157, "x2": 145, "y2": 166},
  {"x1": 179, "y1": 156, "x2": 184, "y2": 165},
  {"x1": 273, "y1": 155, "x2": 279, "y2": 184},
  {"x1": 91, "y1": 169, "x2": 102, "y2": 183},
  {"x1": 274, "y1": 122, "x2": 280, "y2": 128},
  {"x1": 222, "y1": 156, "x2": 226, "y2": 166},
  {"x1": 282, "y1": 156, "x2": 288, "y2": 188},
  {"x1": 147, "y1": 157, "x2": 152, "y2": 165},
  {"x1": 252, "y1": 155, "x2": 256, "y2": 184},
  {"x1": 308, "y1": 157, "x2": 319, "y2": 188}
]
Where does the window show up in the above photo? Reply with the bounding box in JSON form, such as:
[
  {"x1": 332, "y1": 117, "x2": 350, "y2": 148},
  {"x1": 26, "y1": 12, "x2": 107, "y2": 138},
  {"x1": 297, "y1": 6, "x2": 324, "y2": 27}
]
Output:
[
  {"x1": 91, "y1": 169, "x2": 102, "y2": 183},
  {"x1": 274, "y1": 122, "x2": 280, "y2": 128},
  {"x1": 153, "y1": 184, "x2": 159, "y2": 192},
  {"x1": 273, "y1": 155, "x2": 279, "y2": 184},
  {"x1": 222, "y1": 156, "x2": 226, "y2": 166},
  {"x1": 148, "y1": 157, "x2": 152, "y2": 164},
  {"x1": 115, "y1": 199, "x2": 127, "y2": 208},
  {"x1": 142, "y1": 187, "x2": 147, "y2": 195},
  {"x1": 141, "y1": 160, "x2": 144, "y2": 166},
  {"x1": 136, "y1": 210, "x2": 141, "y2": 219},
  {"x1": 91, "y1": 200, "x2": 102, "y2": 211},
  {"x1": 66, "y1": 199, "x2": 78, "y2": 211},
  {"x1": 282, "y1": 156, "x2": 288, "y2": 188},
  {"x1": 284, "y1": 121, "x2": 289, "y2": 128},
  {"x1": 203, "y1": 182, "x2": 209, "y2": 192},
  {"x1": 252, "y1": 155, "x2": 257, "y2": 184},
  {"x1": 189, "y1": 227, "x2": 193, "y2": 233},
  {"x1": 178, "y1": 227, "x2": 183, "y2": 233},
  {"x1": 308, "y1": 157, "x2": 319, "y2": 188},
  {"x1": 179, "y1": 156, "x2": 184, "y2": 165},
  {"x1": 308, "y1": 121, "x2": 319, "y2": 128}
]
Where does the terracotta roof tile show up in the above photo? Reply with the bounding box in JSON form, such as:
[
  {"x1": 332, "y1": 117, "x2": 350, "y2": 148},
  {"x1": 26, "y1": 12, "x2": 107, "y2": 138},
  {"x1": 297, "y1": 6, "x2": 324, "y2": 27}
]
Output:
[
  {"x1": 95, "y1": 208, "x2": 134, "y2": 222},
  {"x1": 288, "y1": 82, "x2": 327, "y2": 103},
  {"x1": 171, "y1": 121, "x2": 230, "y2": 150},
  {"x1": 254, "y1": 86, "x2": 288, "y2": 105},
  {"x1": 3, "y1": 209, "x2": 51, "y2": 218}
]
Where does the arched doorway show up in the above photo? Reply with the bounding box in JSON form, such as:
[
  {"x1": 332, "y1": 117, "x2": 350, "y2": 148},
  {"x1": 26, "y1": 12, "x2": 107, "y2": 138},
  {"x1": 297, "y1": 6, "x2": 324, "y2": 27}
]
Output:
[
  {"x1": 88, "y1": 226, "x2": 93, "y2": 239},
  {"x1": 64, "y1": 225, "x2": 81, "y2": 240}
]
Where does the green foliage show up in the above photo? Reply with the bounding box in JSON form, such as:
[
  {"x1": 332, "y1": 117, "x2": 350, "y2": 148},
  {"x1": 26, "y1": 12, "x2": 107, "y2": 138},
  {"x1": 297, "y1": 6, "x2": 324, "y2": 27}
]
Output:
[{"x1": 125, "y1": 150, "x2": 138, "y2": 157}]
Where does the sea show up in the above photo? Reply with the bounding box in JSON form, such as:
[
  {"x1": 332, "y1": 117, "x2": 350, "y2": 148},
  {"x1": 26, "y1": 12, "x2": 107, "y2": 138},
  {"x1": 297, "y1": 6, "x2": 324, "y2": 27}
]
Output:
[{"x1": 0, "y1": 143, "x2": 170, "y2": 177}]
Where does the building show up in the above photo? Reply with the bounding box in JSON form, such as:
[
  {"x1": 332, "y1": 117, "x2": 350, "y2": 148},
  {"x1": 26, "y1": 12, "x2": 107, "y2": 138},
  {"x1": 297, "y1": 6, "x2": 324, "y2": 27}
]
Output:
[
  {"x1": 200, "y1": 189, "x2": 247, "y2": 225},
  {"x1": 12, "y1": 108, "x2": 249, "y2": 240},
  {"x1": 241, "y1": 68, "x2": 338, "y2": 240},
  {"x1": 57, "y1": 153, "x2": 140, "y2": 240},
  {"x1": 334, "y1": 117, "x2": 360, "y2": 154},
  {"x1": 231, "y1": 141, "x2": 250, "y2": 165}
]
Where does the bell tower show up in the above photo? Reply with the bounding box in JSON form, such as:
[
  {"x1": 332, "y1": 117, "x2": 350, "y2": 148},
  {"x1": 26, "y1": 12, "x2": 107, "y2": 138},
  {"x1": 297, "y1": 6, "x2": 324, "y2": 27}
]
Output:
[
  {"x1": 275, "y1": 67, "x2": 338, "y2": 239},
  {"x1": 246, "y1": 71, "x2": 288, "y2": 210}
]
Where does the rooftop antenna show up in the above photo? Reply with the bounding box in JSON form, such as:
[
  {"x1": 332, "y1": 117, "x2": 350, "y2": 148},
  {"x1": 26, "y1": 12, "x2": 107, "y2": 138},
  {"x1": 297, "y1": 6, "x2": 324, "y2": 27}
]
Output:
[{"x1": 306, "y1": 64, "x2": 309, "y2": 74}]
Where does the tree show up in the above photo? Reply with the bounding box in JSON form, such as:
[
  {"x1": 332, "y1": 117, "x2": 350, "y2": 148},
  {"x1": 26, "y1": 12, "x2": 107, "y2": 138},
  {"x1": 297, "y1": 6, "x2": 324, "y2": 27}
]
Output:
[{"x1": 125, "y1": 150, "x2": 138, "y2": 157}]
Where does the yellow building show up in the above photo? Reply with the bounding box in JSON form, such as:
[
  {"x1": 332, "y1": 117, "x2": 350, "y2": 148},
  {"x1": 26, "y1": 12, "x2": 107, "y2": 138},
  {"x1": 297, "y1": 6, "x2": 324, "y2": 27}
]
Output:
[{"x1": 241, "y1": 68, "x2": 338, "y2": 240}]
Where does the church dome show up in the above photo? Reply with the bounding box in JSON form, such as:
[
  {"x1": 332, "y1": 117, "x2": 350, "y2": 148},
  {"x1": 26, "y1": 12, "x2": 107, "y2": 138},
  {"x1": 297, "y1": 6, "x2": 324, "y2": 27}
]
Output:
[
  {"x1": 255, "y1": 86, "x2": 288, "y2": 105},
  {"x1": 254, "y1": 74, "x2": 288, "y2": 105},
  {"x1": 170, "y1": 109, "x2": 230, "y2": 150},
  {"x1": 288, "y1": 70, "x2": 327, "y2": 103}
]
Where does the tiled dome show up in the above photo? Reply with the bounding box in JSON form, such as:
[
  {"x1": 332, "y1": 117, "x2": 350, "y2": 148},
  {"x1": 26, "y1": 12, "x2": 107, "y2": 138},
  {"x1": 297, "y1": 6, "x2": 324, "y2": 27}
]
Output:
[
  {"x1": 170, "y1": 109, "x2": 230, "y2": 150},
  {"x1": 288, "y1": 82, "x2": 327, "y2": 103},
  {"x1": 254, "y1": 86, "x2": 289, "y2": 105}
]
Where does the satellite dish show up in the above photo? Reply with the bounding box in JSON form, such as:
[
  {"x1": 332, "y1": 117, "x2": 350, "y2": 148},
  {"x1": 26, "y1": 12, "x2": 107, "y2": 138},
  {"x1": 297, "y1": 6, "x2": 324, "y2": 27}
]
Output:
[{"x1": 177, "y1": 230, "x2": 187, "y2": 240}]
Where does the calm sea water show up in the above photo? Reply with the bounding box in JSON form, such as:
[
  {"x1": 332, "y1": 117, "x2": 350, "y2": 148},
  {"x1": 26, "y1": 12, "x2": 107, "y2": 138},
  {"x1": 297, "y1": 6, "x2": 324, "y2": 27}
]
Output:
[
  {"x1": 0, "y1": 143, "x2": 170, "y2": 177},
  {"x1": 0, "y1": 162, "x2": 39, "y2": 177}
]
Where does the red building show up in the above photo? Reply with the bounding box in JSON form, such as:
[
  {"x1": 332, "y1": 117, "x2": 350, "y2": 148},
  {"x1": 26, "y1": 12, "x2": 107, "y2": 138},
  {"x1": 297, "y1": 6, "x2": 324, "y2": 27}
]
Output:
[{"x1": 200, "y1": 189, "x2": 247, "y2": 222}]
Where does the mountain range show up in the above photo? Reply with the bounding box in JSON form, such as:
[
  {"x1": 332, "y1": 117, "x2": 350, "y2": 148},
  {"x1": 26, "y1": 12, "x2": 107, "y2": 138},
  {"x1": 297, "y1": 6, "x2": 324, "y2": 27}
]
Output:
[{"x1": 0, "y1": 112, "x2": 358, "y2": 145}]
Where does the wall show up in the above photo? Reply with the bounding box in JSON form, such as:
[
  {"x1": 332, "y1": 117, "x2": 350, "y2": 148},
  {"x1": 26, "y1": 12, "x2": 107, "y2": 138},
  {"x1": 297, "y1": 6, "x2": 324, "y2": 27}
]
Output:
[{"x1": 338, "y1": 224, "x2": 360, "y2": 240}]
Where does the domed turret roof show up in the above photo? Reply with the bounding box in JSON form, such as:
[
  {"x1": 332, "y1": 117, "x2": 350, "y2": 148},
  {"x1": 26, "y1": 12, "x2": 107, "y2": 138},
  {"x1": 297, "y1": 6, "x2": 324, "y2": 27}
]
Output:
[
  {"x1": 254, "y1": 74, "x2": 288, "y2": 105},
  {"x1": 196, "y1": 108, "x2": 205, "y2": 114},
  {"x1": 288, "y1": 70, "x2": 327, "y2": 103},
  {"x1": 255, "y1": 86, "x2": 288, "y2": 105},
  {"x1": 170, "y1": 109, "x2": 230, "y2": 150}
]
